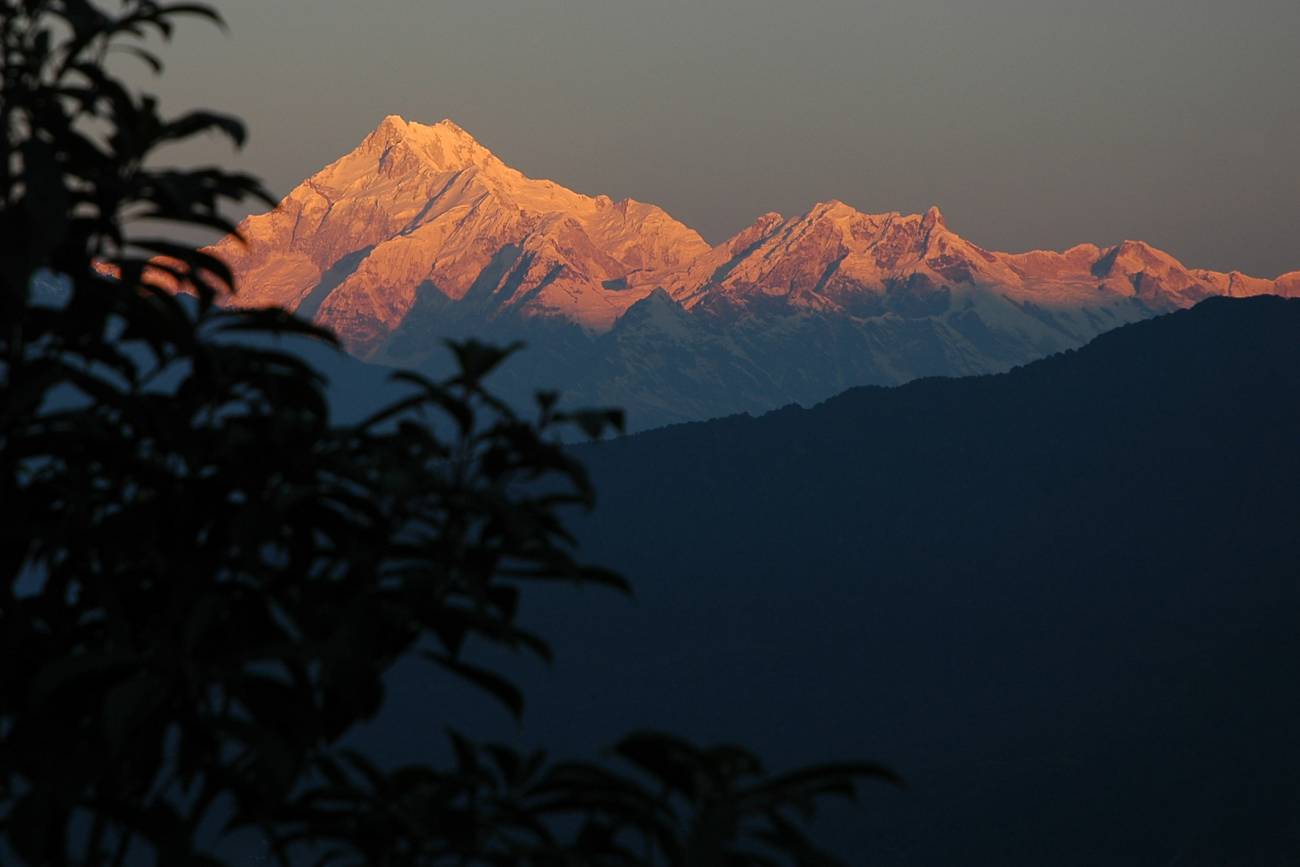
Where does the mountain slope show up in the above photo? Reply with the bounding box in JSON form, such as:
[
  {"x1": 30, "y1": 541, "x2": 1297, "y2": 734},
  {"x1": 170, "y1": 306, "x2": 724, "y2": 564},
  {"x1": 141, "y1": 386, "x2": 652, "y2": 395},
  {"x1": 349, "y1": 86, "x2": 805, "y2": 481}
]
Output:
[
  {"x1": 211, "y1": 116, "x2": 708, "y2": 351},
  {"x1": 210, "y1": 117, "x2": 1299, "y2": 429},
  {"x1": 507, "y1": 296, "x2": 1300, "y2": 866}
]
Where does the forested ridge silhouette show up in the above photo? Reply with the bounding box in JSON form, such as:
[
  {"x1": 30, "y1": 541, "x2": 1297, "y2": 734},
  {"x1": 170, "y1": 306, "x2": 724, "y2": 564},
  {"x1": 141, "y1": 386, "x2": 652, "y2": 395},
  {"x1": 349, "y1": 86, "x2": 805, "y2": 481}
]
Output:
[{"x1": 524, "y1": 295, "x2": 1300, "y2": 865}]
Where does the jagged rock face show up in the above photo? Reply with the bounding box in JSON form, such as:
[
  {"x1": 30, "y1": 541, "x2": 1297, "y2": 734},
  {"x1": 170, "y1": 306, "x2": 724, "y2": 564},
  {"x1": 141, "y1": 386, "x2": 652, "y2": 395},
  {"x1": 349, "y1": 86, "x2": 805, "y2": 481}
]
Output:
[
  {"x1": 1276, "y1": 271, "x2": 1300, "y2": 296},
  {"x1": 208, "y1": 116, "x2": 1298, "y2": 428},
  {"x1": 659, "y1": 202, "x2": 1295, "y2": 324},
  {"x1": 658, "y1": 202, "x2": 1024, "y2": 320},
  {"x1": 211, "y1": 116, "x2": 709, "y2": 353}
]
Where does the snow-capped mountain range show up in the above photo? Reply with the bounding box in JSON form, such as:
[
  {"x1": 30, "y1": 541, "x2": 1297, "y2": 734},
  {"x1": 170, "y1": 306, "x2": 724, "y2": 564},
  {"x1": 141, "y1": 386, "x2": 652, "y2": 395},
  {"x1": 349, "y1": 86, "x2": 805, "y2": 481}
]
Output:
[{"x1": 209, "y1": 116, "x2": 1300, "y2": 429}]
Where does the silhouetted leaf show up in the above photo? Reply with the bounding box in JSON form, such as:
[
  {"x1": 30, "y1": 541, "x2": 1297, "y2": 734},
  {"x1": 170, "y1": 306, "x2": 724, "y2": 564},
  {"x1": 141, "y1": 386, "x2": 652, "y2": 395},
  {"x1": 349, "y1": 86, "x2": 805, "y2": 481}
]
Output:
[
  {"x1": 556, "y1": 407, "x2": 626, "y2": 441},
  {"x1": 445, "y1": 338, "x2": 525, "y2": 385},
  {"x1": 426, "y1": 653, "x2": 525, "y2": 720}
]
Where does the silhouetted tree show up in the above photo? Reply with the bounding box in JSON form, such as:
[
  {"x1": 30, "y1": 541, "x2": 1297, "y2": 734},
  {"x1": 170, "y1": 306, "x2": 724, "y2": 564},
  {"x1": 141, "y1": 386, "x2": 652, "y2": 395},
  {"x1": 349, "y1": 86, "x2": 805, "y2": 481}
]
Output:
[{"x1": 0, "y1": 3, "x2": 898, "y2": 865}]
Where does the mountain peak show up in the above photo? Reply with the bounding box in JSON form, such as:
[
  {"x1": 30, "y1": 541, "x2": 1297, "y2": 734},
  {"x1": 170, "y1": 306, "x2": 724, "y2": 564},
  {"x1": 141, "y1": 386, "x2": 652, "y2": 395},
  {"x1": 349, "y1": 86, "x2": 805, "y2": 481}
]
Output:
[
  {"x1": 359, "y1": 114, "x2": 496, "y2": 173},
  {"x1": 1104, "y1": 239, "x2": 1182, "y2": 272},
  {"x1": 807, "y1": 199, "x2": 860, "y2": 219},
  {"x1": 432, "y1": 117, "x2": 470, "y2": 134},
  {"x1": 922, "y1": 205, "x2": 946, "y2": 231},
  {"x1": 368, "y1": 114, "x2": 474, "y2": 140}
]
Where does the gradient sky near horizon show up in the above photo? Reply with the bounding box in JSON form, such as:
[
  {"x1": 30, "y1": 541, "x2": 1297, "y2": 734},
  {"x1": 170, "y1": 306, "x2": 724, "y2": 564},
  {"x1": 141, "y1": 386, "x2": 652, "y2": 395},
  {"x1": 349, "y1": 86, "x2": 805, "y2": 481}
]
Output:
[{"x1": 148, "y1": 0, "x2": 1300, "y2": 277}]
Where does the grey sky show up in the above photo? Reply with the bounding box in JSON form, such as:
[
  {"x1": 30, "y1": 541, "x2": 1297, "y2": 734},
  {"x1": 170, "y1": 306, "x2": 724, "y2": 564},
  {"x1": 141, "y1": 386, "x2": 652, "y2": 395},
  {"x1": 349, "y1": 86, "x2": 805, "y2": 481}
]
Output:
[{"x1": 149, "y1": 0, "x2": 1300, "y2": 276}]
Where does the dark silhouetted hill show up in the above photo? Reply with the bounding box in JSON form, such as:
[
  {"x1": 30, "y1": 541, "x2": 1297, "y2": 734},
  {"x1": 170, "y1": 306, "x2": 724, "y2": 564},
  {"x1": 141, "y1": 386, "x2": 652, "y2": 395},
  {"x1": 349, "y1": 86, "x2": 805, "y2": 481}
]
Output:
[{"x1": 508, "y1": 295, "x2": 1300, "y2": 865}]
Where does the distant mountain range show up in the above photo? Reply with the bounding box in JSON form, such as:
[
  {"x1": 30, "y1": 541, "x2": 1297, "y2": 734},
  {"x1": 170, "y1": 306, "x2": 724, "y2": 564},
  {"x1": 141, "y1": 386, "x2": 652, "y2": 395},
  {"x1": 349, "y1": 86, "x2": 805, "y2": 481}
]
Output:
[{"x1": 209, "y1": 116, "x2": 1300, "y2": 429}]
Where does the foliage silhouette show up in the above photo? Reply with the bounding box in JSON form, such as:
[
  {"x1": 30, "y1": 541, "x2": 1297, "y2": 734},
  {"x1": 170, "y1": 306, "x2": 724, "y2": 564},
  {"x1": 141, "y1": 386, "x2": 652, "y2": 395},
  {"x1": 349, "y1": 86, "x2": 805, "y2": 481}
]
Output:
[{"x1": 0, "y1": 2, "x2": 897, "y2": 865}]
